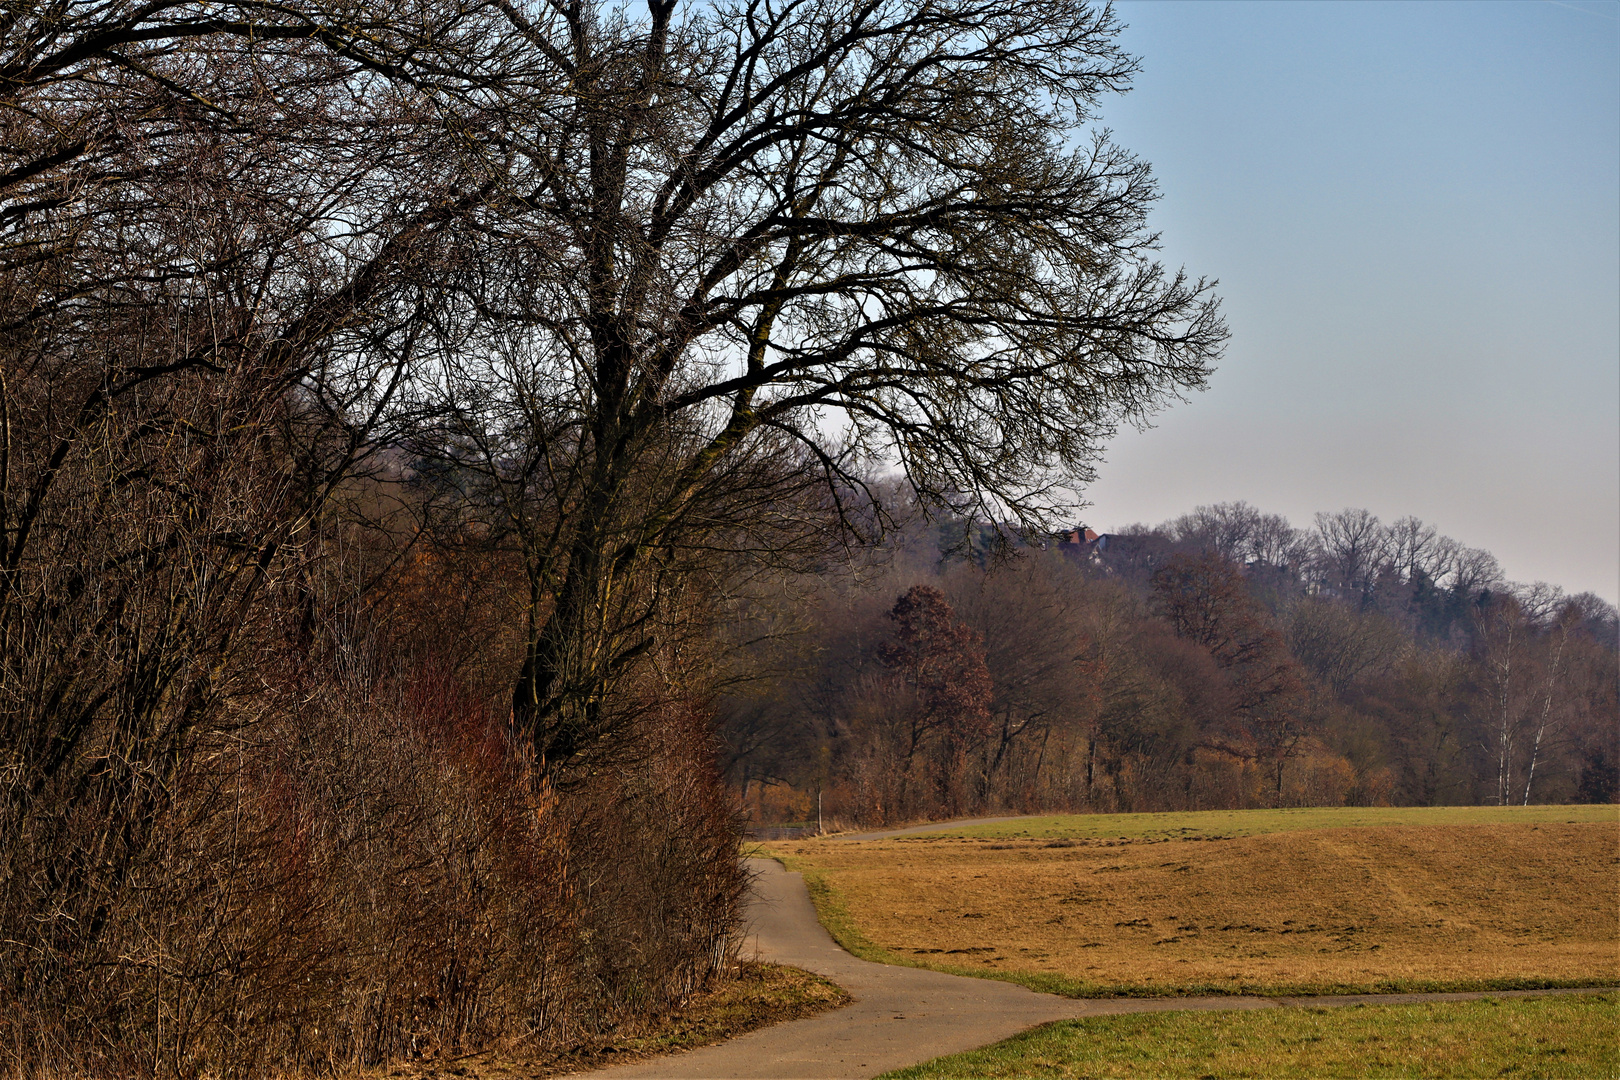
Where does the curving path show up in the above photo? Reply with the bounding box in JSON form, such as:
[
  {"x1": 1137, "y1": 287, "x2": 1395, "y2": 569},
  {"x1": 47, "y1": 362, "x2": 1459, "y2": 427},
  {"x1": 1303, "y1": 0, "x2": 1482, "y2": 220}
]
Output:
[{"x1": 569, "y1": 857, "x2": 1610, "y2": 1080}]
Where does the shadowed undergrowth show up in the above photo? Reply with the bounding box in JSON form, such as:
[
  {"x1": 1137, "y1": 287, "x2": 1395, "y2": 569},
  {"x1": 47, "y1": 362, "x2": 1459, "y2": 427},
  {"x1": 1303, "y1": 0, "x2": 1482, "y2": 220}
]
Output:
[{"x1": 356, "y1": 962, "x2": 850, "y2": 1079}]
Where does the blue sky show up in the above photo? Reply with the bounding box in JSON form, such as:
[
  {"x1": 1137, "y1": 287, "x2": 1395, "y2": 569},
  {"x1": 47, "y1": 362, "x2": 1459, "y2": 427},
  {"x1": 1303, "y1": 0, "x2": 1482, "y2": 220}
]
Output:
[{"x1": 1079, "y1": 0, "x2": 1619, "y2": 602}]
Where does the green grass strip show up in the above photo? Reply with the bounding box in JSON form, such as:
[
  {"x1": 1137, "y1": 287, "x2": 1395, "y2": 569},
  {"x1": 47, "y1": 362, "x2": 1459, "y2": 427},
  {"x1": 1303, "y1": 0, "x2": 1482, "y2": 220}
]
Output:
[{"x1": 878, "y1": 992, "x2": 1620, "y2": 1078}]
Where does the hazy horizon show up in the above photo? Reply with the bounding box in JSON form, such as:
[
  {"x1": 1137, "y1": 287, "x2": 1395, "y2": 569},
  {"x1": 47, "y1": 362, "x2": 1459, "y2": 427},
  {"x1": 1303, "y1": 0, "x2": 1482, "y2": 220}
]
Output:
[{"x1": 1077, "y1": 0, "x2": 1619, "y2": 604}]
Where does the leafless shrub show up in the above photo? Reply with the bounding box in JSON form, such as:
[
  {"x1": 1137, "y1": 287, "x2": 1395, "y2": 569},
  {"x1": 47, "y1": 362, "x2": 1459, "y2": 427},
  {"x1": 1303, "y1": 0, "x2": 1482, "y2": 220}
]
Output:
[
  {"x1": 2, "y1": 592, "x2": 745, "y2": 1077},
  {"x1": 558, "y1": 697, "x2": 749, "y2": 1031}
]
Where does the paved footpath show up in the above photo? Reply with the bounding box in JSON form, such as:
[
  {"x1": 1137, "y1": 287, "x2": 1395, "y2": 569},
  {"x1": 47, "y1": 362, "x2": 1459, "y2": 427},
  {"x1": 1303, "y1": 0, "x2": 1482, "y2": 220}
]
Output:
[{"x1": 572, "y1": 851, "x2": 1612, "y2": 1080}]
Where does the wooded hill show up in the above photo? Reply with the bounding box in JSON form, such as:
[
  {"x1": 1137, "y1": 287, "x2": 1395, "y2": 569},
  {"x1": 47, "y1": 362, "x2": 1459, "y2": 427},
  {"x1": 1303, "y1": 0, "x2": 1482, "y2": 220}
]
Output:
[{"x1": 722, "y1": 502, "x2": 1619, "y2": 826}]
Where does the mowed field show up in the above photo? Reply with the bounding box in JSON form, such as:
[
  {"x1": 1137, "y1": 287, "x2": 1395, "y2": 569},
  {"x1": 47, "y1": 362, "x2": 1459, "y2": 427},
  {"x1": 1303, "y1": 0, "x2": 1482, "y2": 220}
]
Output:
[
  {"x1": 768, "y1": 806, "x2": 1619, "y2": 995},
  {"x1": 879, "y1": 993, "x2": 1620, "y2": 1079}
]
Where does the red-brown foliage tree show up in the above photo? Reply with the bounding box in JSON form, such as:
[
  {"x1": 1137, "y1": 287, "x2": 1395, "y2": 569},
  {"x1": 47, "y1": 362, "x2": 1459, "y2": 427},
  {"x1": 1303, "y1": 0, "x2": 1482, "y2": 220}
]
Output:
[{"x1": 879, "y1": 586, "x2": 995, "y2": 761}]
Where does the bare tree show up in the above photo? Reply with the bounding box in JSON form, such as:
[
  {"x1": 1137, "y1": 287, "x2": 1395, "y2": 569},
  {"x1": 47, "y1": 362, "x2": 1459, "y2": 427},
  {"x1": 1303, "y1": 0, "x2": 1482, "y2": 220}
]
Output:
[
  {"x1": 1152, "y1": 553, "x2": 1299, "y2": 713},
  {"x1": 1519, "y1": 605, "x2": 1572, "y2": 805},
  {"x1": 1247, "y1": 512, "x2": 1310, "y2": 572},
  {"x1": 944, "y1": 556, "x2": 1101, "y2": 804},
  {"x1": 1473, "y1": 594, "x2": 1529, "y2": 806},
  {"x1": 1152, "y1": 551, "x2": 1304, "y2": 803},
  {"x1": 1286, "y1": 597, "x2": 1407, "y2": 696},
  {"x1": 1511, "y1": 580, "x2": 1569, "y2": 625},
  {"x1": 1169, "y1": 500, "x2": 1264, "y2": 562},
  {"x1": 1312, "y1": 508, "x2": 1389, "y2": 608},
  {"x1": 1448, "y1": 544, "x2": 1504, "y2": 599},
  {"x1": 400, "y1": 0, "x2": 1227, "y2": 775},
  {"x1": 0, "y1": 3, "x2": 540, "y2": 1054},
  {"x1": 1386, "y1": 516, "x2": 1442, "y2": 582}
]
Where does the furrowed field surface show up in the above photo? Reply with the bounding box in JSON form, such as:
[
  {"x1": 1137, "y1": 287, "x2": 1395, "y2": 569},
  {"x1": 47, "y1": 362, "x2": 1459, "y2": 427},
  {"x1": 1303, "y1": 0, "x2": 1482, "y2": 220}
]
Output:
[
  {"x1": 878, "y1": 992, "x2": 1620, "y2": 1079},
  {"x1": 767, "y1": 807, "x2": 1620, "y2": 997}
]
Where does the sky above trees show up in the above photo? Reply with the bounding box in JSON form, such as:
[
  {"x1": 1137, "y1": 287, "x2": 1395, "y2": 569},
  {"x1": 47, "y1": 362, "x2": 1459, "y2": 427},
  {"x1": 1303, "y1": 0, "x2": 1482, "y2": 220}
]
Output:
[{"x1": 1078, "y1": 0, "x2": 1619, "y2": 603}]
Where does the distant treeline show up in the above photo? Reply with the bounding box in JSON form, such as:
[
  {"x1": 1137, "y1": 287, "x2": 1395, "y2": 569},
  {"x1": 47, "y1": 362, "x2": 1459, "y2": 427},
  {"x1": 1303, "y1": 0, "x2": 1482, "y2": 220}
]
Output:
[{"x1": 722, "y1": 502, "x2": 1619, "y2": 826}]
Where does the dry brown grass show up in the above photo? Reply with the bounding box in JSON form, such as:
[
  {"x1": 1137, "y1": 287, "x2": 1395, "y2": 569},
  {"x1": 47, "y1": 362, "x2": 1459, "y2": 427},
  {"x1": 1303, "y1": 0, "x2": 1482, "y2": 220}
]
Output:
[
  {"x1": 774, "y1": 822, "x2": 1619, "y2": 993},
  {"x1": 350, "y1": 963, "x2": 850, "y2": 1079}
]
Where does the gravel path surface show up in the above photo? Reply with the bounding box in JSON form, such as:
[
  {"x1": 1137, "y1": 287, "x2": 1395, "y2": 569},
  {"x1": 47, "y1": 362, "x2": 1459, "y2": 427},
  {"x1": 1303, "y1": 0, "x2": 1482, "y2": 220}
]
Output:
[{"x1": 570, "y1": 854, "x2": 1613, "y2": 1080}]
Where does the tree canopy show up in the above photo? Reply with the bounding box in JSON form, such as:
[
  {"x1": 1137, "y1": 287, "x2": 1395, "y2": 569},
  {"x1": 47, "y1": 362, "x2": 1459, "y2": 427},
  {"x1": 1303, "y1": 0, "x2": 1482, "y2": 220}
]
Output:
[
  {"x1": 2, "y1": 0, "x2": 1224, "y2": 780},
  {"x1": 395, "y1": 0, "x2": 1227, "y2": 769}
]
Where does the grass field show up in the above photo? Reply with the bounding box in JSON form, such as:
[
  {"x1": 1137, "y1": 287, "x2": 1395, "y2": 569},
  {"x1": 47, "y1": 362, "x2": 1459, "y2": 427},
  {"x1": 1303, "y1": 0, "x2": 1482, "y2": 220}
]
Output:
[
  {"x1": 768, "y1": 806, "x2": 1619, "y2": 997},
  {"x1": 878, "y1": 991, "x2": 1620, "y2": 1079},
  {"x1": 892, "y1": 804, "x2": 1619, "y2": 841}
]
